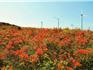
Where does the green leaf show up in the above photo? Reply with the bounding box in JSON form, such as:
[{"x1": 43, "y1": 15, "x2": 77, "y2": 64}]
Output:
[
  {"x1": 0, "y1": 45, "x2": 4, "y2": 48},
  {"x1": 88, "y1": 45, "x2": 93, "y2": 48},
  {"x1": 0, "y1": 35, "x2": 3, "y2": 38},
  {"x1": 28, "y1": 50, "x2": 35, "y2": 55}
]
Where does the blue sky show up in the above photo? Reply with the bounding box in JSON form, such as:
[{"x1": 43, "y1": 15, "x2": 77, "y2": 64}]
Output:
[
  {"x1": 0, "y1": 1, "x2": 93, "y2": 29},
  {"x1": 0, "y1": 0, "x2": 93, "y2": 2}
]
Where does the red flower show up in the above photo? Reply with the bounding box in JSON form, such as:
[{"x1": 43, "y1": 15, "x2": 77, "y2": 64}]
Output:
[
  {"x1": 24, "y1": 54, "x2": 29, "y2": 59},
  {"x1": 8, "y1": 41, "x2": 13, "y2": 45},
  {"x1": 74, "y1": 61, "x2": 81, "y2": 67},
  {"x1": 0, "y1": 41, "x2": 3, "y2": 45},
  {"x1": 76, "y1": 31, "x2": 84, "y2": 36},
  {"x1": 59, "y1": 36, "x2": 71, "y2": 46},
  {"x1": 75, "y1": 49, "x2": 90, "y2": 55},
  {"x1": 14, "y1": 50, "x2": 19, "y2": 55},
  {"x1": 19, "y1": 54, "x2": 24, "y2": 59},
  {"x1": 71, "y1": 59, "x2": 81, "y2": 67},
  {"x1": 65, "y1": 66, "x2": 73, "y2": 70},
  {"x1": 6, "y1": 41, "x2": 13, "y2": 49},
  {"x1": 19, "y1": 53, "x2": 28, "y2": 59},
  {"x1": 21, "y1": 46, "x2": 29, "y2": 52},
  {"x1": 14, "y1": 50, "x2": 22, "y2": 56},
  {"x1": 36, "y1": 48, "x2": 43, "y2": 55},
  {"x1": 6, "y1": 45, "x2": 12, "y2": 49},
  {"x1": 30, "y1": 54, "x2": 38, "y2": 63},
  {"x1": 0, "y1": 53, "x2": 6, "y2": 59},
  {"x1": 59, "y1": 41, "x2": 65, "y2": 46},
  {"x1": 76, "y1": 36, "x2": 88, "y2": 45},
  {"x1": 43, "y1": 46, "x2": 48, "y2": 51}
]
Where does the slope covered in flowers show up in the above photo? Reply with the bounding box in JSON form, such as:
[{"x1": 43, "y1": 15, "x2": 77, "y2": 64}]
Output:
[{"x1": 0, "y1": 26, "x2": 93, "y2": 70}]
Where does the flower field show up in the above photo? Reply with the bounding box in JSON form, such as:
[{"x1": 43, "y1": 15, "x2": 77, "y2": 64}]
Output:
[{"x1": 0, "y1": 26, "x2": 93, "y2": 70}]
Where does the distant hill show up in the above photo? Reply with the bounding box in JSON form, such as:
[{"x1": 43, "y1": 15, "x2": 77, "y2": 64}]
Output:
[{"x1": 0, "y1": 22, "x2": 21, "y2": 29}]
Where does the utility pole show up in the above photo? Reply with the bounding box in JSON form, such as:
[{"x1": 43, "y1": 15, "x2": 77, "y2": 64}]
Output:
[
  {"x1": 41, "y1": 21, "x2": 43, "y2": 28},
  {"x1": 81, "y1": 13, "x2": 83, "y2": 30}
]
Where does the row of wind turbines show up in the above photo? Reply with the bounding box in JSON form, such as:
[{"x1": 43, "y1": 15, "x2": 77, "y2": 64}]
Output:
[{"x1": 40, "y1": 13, "x2": 86, "y2": 30}]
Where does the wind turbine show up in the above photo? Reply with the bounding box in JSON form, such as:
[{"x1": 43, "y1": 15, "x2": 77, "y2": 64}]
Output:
[
  {"x1": 80, "y1": 10, "x2": 88, "y2": 30},
  {"x1": 71, "y1": 24, "x2": 74, "y2": 29},
  {"x1": 57, "y1": 18, "x2": 60, "y2": 28},
  {"x1": 81, "y1": 11, "x2": 83, "y2": 30},
  {"x1": 54, "y1": 17, "x2": 61, "y2": 29},
  {"x1": 41, "y1": 21, "x2": 43, "y2": 28}
]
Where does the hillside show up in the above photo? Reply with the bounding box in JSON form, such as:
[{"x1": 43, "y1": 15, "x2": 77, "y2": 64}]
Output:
[
  {"x1": 0, "y1": 23, "x2": 93, "y2": 70},
  {"x1": 0, "y1": 22, "x2": 21, "y2": 29}
]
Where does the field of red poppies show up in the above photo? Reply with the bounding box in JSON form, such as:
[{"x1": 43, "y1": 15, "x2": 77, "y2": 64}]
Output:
[{"x1": 0, "y1": 24, "x2": 93, "y2": 70}]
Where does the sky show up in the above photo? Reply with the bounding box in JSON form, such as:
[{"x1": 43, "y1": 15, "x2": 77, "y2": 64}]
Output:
[
  {"x1": 0, "y1": 1, "x2": 93, "y2": 29},
  {"x1": 0, "y1": 0, "x2": 93, "y2": 2}
]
